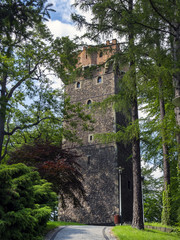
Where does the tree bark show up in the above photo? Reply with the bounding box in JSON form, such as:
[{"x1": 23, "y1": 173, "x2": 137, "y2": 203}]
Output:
[
  {"x1": 129, "y1": 0, "x2": 144, "y2": 230},
  {"x1": 159, "y1": 77, "x2": 170, "y2": 188},
  {"x1": 0, "y1": 71, "x2": 8, "y2": 162},
  {"x1": 131, "y1": 97, "x2": 144, "y2": 229},
  {"x1": 0, "y1": 115, "x2": 6, "y2": 162}
]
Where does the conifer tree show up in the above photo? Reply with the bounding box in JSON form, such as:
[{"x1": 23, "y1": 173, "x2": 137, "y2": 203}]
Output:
[
  {"x1": 0, "y1": 163, "x2": 57, "y2": 240},
  {"x1": 134, "y1": 0, "x2": 179, "y2": 224},
  {"x1": 137, "y1": 0, "x2": 180, "y2": 167}
]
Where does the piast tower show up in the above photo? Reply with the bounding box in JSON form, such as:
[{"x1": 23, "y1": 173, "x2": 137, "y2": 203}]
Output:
[{"x1": 59, "y1": 39, "x2": 133, "y2": 225}]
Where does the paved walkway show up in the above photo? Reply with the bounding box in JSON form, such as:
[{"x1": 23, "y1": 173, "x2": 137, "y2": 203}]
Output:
[{"x1": 45, "y1": 225, "x2": 117, "y2": 240}]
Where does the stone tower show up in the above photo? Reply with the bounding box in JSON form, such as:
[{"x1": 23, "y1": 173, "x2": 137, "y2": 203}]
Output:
[{"x1": 59, "y1": 39, "x2": 133, "y2": 225}]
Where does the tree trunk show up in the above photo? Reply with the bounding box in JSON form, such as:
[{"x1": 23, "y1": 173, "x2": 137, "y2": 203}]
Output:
[
  {"x1": 159, "y1": 78, "x2": 170, "y2": 187},
  {"x1": 131, "y1": 97, "x2": 144, "y2": 229},
  {"x1": 159, "y1": 76, "x2": 171, "y2": 225},
  {"x1": 129, "y1": 0, "x2": 144, "y2": 230},
  {"x1": 0, "y1": 115, "x2": 5, "y2": 162},
  {"x1": 0, "y1": 71, "x2": 8, "y2": 162}
]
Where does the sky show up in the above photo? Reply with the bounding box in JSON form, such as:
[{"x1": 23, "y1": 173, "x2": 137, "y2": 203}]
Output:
[{"x1": 46, "y1": 0, "x2": 87, "y2": 40}]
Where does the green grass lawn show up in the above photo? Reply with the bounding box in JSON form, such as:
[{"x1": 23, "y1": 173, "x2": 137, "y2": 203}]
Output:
[{"x1": 112, "y1": 225, "x2": 180, "y2": 240}]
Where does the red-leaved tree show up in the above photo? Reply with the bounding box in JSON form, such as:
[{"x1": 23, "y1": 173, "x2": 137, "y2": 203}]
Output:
[{"x1": 8, "y1": 140, "x2": 86, "y2": 208}]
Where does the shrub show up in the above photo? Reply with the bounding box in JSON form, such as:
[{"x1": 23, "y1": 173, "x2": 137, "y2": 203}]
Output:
[{"x1": 0, "y1": 163, "x2": 57, "y2": 240}]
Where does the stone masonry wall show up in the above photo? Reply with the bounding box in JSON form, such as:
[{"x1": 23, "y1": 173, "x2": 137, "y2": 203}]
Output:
[
  {"x1": 59, "y1": 40, "x2": 133, "y2": 224},
  {"x1": 59, "y1": 144, "x2": 119, "y2": 225}
]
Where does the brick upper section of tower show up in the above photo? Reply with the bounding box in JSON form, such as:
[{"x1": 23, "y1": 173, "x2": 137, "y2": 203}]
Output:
[{"x1": 78, "y1": 39, "x2": 119, "y2": 67}]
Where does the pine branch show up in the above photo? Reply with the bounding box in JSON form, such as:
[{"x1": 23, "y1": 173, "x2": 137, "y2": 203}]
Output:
[{"x1": 149, "y1": 0, "x2": 177, "y2": 31}]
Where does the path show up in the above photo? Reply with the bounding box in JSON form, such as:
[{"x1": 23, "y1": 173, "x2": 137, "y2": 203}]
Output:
[{"x1": 45, "y1": 225, "x2": 117, "y2": 240}]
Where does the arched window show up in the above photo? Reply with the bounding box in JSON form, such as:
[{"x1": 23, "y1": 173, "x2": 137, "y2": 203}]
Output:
[
  {"x1": 97, "y1": 76, "x2": 102, "y2": 83},
  {"x1": 87, "y1": 100, "x2": 92, "y2": 109},
  {"x1": 87, "y1": 100, "x2": 92, "y2": 105},
  {"x1": 99, "y1": 51, "x2": 103, "y2": 57},
  {"x1": 76, "y1": 82, "x2": 81, "y2": 88}
]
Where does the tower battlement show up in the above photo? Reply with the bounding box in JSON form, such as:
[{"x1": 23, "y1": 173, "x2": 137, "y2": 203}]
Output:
[{"x1": 78, "y1": 39, "x2": 119, "y2": 68}]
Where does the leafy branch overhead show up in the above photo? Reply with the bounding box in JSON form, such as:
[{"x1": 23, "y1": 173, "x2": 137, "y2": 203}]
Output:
[{"x1": 0, "y1": 0, "x2": 92, "y2": 161}]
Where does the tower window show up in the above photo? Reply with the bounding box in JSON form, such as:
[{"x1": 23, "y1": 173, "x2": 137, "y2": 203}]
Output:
[
  {"x1": 97, "y1": 76, "x2": 102, "y2": 83},
  {"x1": 88, "y1": 134, "x2": 94, "y2": 143},
  {"x1": 87, "y1": 99, "x2": 92, "y2": 109},
  {"x1": 87, "y1": 155, "x2": 91, "y2": 165},
  {"x1": 76, "y1": 82, "x2": 81, "y2": 88}
]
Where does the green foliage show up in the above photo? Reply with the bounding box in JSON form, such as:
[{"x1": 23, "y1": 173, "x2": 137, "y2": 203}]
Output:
[
  {"x1": 144, "y1": 222, "x2": 173, "y2": 228},
  {"x1": 0, "y1": 1, "x2": 88, "y2": 163},
  {"x1": 161, "y1": 184, "x2": 171, "y2": 226},
  {"x1": 62, "y1": 96, "x2": 95, "y2": 144},
  {"x1": 0, "y1": 0, "x2": 62, "y2": 161},
  {"x1": 0, "y1": 163, "x2": 57, "y2": 240},
  {"x1": 142, "y1": 165, "x2": 163, "y2": 222},
  {"x1": 73, "y1": 0, "x2": 180, "y2": 227},
  {"x1": 95, "y1": 119, "x2": 140, "y2": 144},
  {"x1": 169, "y1": 161, "x2": 180, "y2": 226}
]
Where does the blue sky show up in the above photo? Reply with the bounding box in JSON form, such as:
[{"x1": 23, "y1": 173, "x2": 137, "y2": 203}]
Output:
[
  {"x1": 46, "y1": 0, "x2": 86, "y2": 40},
  {"x1": 46, "y1": 0, "x2": 94, "y2": 43},
  {"x1": 47, "y1": 0, "x2": 75, "y2": 23}
]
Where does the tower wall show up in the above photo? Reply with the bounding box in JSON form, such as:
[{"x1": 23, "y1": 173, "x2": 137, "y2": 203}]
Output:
[{"x1": 59, "y1": 40, "x2": 133, "y2": 224}]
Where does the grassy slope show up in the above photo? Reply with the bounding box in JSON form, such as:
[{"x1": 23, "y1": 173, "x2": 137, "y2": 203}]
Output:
[{"x1": 112, "y1": 225, "x2": 180, "y2": 240}]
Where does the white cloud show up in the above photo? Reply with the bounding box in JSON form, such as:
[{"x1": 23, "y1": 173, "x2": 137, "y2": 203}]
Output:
[
  {"x1": 46, "y1": 19, "x2": 94, "y2": 46},
  {"x1": 46, "y1": 19, "x2": 80, "y2": 39},
  {"x1": 152, "y1": 168, "x2": 163, "y2": 179},
  {"x1": 142, "y1": 160, "x2": 163, "y2": 179}
]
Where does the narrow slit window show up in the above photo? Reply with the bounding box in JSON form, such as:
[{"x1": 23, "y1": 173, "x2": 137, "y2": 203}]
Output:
[
  {"x1": 88, "y1": 134, "x2": 94, "y2": 143},
  {"x1": 87, "y1": 155, "x2": 91, "y2": 165}
]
